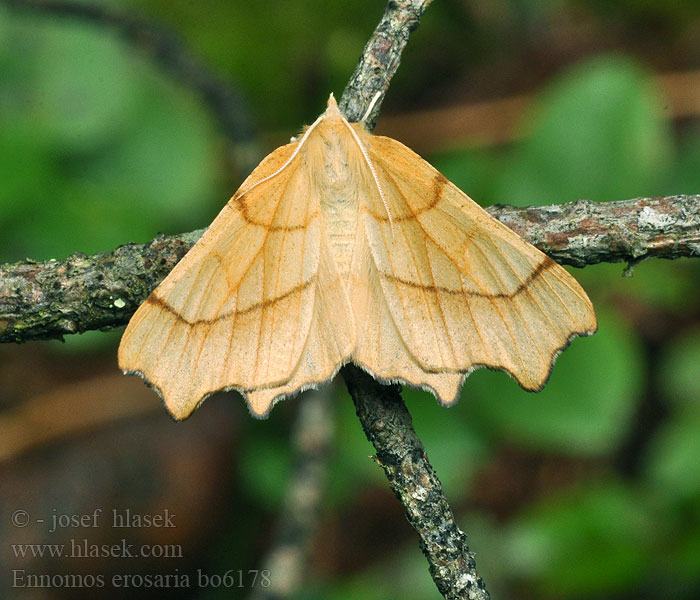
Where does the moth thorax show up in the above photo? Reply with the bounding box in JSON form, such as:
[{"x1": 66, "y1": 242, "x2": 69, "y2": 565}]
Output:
[{"x1": 320, "y1": 143, "x2": 354, "y2": 191}]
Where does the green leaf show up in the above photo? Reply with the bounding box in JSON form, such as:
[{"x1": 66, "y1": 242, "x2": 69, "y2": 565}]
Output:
[
  {"x1": 464, "y1": 305, "x2": 642, "y2": 454},
  {"x1": 30, "y1": 20, "x2": 141, "y2": 151},
  {"x1": 0, "y1": 10, "x2": 220, "y2": 263},
  {"x1": 494, "y1": 55, "x2": 672, "y2": 207},
  {"x1": 84, "y1": 84, "x2": 219, "y2": 234},
  {"x1": 645, "y1": 408, "x2": 700, "y2": 502},
  {"x1": 506, "y1": 481, "x2": 656, "y2": 597},
  {"x1": 0, "y1": 121, "x2": 57, "y2": 224},
  {"x1": 659, "y1": 329, "x2": 700, "y2": 408}
]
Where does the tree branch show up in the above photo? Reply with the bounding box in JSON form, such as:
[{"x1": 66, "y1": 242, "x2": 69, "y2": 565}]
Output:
[
  {"x1": 343, "y1": 365, "x2": 489, "y2": 600},
  {"x1": 249, "y1": 388, "x2": 334, "y2": 600},
  {"x1": 339, "y1": 0, "x2": 433, "y2": 128},
  {"x1": 2, "y1": 195, "x2": 697, "y2": 345},
  {"x1": 492, "y1": 194, "x2": 700, "y2": 268}
]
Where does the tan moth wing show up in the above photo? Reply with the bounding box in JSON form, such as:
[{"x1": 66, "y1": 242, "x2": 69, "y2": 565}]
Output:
[
  {"x1": 120, "y1": 95, "x2": 596, "y2": 419},
  {"x1": 118, "y1": 142, "x2": 355, "y2": 419},
  {"x1": 349, "y1": 222, "x2": 466, "y2": 402},
  {"x1": 352, "y1": 133, "x2": 597, "y2": 403}
]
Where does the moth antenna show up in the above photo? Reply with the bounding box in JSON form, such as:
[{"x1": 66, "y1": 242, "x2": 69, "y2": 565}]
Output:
[
  {"x1": 237, "y1": 114, "x2": 325, "y2": 201},
  {"x1": 338, "y1": 111, "x2": 396, "y2": 237},
  {"x1": 361, "y1": 91, "x2": 382, "y2": 125}
]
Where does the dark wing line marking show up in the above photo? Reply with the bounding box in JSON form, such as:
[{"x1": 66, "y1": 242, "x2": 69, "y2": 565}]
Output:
[
  {"x1": 481, "y1": 230, "x2": 560, "y2": 352},
  {"x1": 232, "y1": 198, "x2": 315, "y2": 231},
  {"x1": 363, "y1": 168, "x2": 446, "y2": 223},
  {"x1": 467, "y1": 239, "x2": 534, "y2": 378},
  {"x1": 146, "y1": 278, "x2": 316, "y2": 326},
  {"x1": 369, "y1": 164, "x2": 496, "y2": 299},
  {"x1": 172, "y1": 256, "x2": 224, "y2": 377},
  {"x1": 231, "y1": 153, "x2": 320, "y2": 231},
  {"x1": 379, "y1": 256, "x2": 556, "y2": 299}
]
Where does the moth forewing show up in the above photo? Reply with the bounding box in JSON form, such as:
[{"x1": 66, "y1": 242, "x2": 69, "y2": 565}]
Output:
[{"x1": 119, "y1": 94, "x2": 596, "y2": 418}]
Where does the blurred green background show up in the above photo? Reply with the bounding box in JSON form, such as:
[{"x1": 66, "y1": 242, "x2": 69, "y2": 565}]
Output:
[{"x1": 1, "y1": 0, "x2": 700, "y2": 598}]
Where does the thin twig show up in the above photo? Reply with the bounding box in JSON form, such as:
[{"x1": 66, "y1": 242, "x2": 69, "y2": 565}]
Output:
[
  {"x1": 1, "y1": 195, "x2": 698, "y2": 344},
  {"x1": 340, "y1": 0, "x2": 433, "y2": 128},
  {"x1": 342, "y1": 365, "x2": 490, "y2": 600},
  {"x1": 249, "y1": 388, "x2": 335, "y2": 600}
]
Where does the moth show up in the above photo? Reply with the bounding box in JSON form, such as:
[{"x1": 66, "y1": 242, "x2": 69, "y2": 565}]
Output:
[{"x1": 119, "y1": 94, "x2": 597, "y2": 419}]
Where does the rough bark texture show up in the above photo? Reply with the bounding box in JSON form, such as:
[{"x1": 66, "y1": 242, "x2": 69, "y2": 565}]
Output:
[
  {"x1": 0, "y1": 230, "x2": 204, "y2": 343},
  {"x1": 343, "y1": 365, "x2": 490, "y2": 600},
  {"x1": 340, "y1": 0, "x2": 433, "y2": 128},
  {"x1": 494, "y1": 194, "x2": 700, "y2": 268},
  {"x1": 2, "y1": 196, "x2": 698, "y2": 344}
]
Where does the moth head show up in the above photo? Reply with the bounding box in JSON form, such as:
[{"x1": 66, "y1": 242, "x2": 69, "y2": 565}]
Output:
[
  {"x1": 326, "y1": 92, "x2": 339, "y2": 110},
  {"x1": 323, "y1": 93, "x2": 345, "y2": 123}
]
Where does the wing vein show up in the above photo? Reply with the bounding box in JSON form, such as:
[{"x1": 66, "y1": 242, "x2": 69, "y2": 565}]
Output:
[
  {"x1": 424, "y1": 236, "x2": 460, "y2": 367},
  {"x1": 252, "y1": 166, "x2": 298, "y2": 381},
  {"x1": 486, "y1": 232, "x2": 566, "y2": 341},
  {"x1": 468, "y1": 240, "x2": 531, "y2": 376},
  {"x1": 130, "y1": 303, "x2": 165, "y2": 365},
  {"x1": 286, "y1": 189, "x2": 314, "y2": 376},
  {"x1": 479, "y1": 231, "x2": 547, "y2": 358},
  {"x1": 172, "y1": 259, "x2": 224, "y2": 378},
  {"x1": 152, "y1": 256, "x2": 209, "y2": 373}
]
